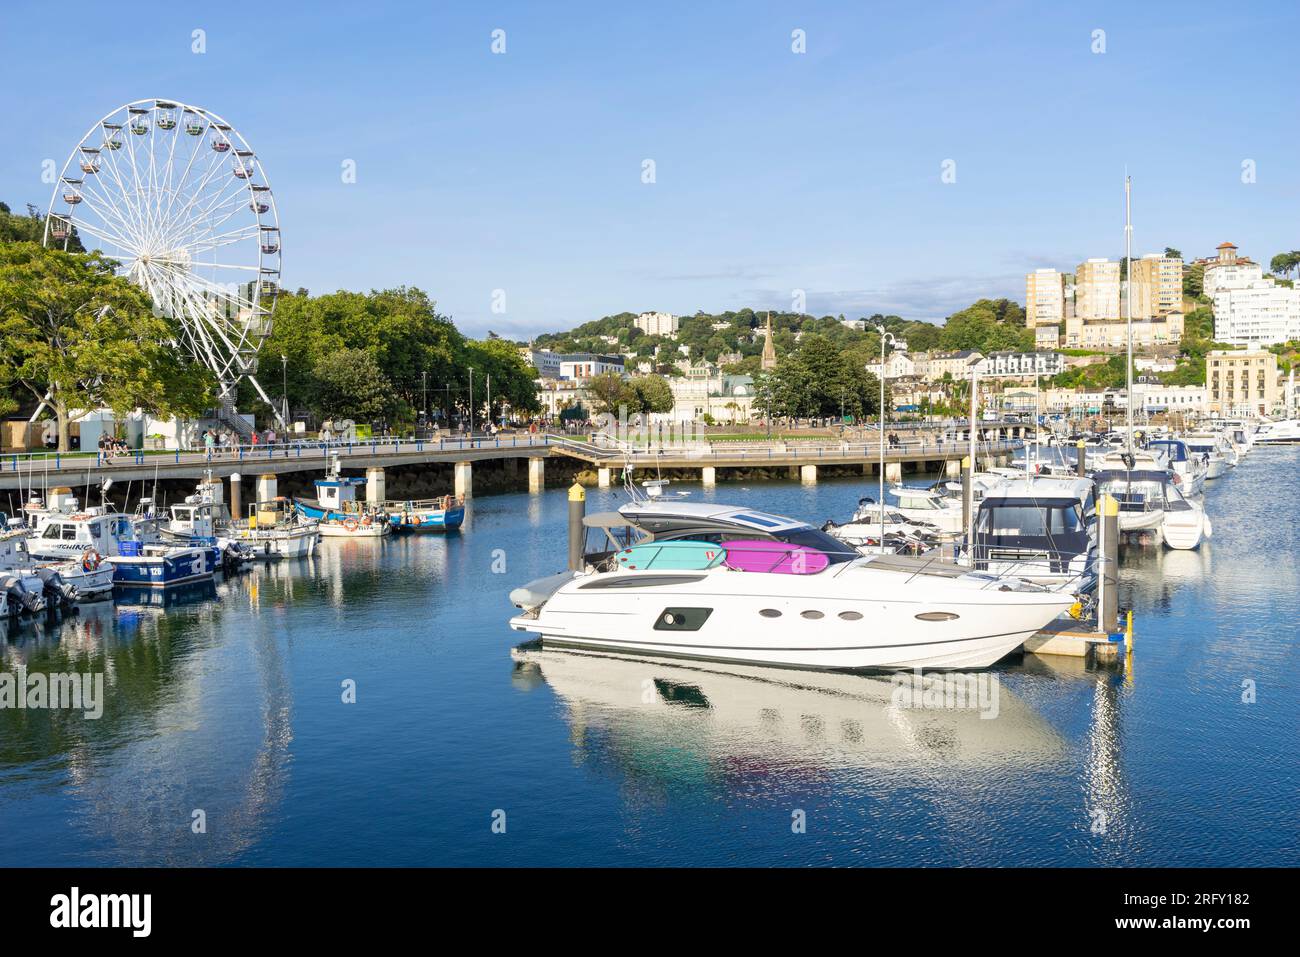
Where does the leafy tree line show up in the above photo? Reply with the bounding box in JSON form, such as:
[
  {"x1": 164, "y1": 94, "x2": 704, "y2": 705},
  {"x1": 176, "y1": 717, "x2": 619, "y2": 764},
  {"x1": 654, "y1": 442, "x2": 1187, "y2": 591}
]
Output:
[
  {"x1": 244, "y1": 287, "x2": 540, "y2": 428},
  {"x1": 0, "y1": 241, "x2": 214, "y2": 450}
]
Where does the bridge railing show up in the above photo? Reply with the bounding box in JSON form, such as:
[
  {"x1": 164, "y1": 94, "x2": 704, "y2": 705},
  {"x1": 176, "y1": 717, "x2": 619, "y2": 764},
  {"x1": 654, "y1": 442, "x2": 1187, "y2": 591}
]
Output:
[{"x1": 1, "y1": 434, "x2": 557, "y2": 473}]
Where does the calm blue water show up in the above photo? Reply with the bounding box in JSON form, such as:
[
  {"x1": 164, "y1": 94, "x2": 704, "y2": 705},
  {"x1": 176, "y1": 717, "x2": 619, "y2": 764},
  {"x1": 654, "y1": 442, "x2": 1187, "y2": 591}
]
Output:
[{"x1": 1, "y1": 449, "x2": 1297, "y2": 867}]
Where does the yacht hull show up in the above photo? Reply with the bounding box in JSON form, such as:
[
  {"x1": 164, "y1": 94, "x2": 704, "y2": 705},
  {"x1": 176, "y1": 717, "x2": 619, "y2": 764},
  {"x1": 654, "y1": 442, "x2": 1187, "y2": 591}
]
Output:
[{"x1": 510, "y1": 567, "x2": 1072, "y2": 671}]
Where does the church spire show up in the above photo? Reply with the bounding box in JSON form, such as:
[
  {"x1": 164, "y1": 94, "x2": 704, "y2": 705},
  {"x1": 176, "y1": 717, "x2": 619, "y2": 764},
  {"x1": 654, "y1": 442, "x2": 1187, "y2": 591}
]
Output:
[{"x1": 761, "y1": 312, "x2": 777, "y2": 371}]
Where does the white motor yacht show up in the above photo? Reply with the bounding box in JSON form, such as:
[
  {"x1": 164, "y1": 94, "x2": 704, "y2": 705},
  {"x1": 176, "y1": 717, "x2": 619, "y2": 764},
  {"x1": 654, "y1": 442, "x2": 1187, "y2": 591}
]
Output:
[
  {"x1": 1254, "y1": 418, "x2": 1300, "y2": 444},
  {"x1": 823, "y1": 501, "x2": 941, "y2": 555},
  {"x1": 1092, "y1": 465, "x2": 1210, "y2": 549},
  {"x1": 889, "y1": 485, "x2": 967, "y2": 537},
  {"x1": 1147, "y1": 438, "x2": 1206, "y2": 496},
  {"x1": 1182, "y1": 433, "x2": 1229, "y2": 479},
  {"x1": 959, "y1": 476, "x2": 1097, "y2": 592},
  {"x1": 509, "y1": 501, "x2": 1073, "y2": 671}
]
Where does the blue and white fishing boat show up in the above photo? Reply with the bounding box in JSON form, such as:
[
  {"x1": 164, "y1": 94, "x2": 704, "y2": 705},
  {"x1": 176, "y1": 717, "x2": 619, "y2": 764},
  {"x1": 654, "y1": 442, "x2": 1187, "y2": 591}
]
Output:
[
  {"x1": 383, "y1": 496, "x2": 466, "y2": 532},
  {"x1": 107, "y1": 540, "x2": 215, "y2": 587},
  {"x1": 23, "y1": 507, "x2": 214, "y2": 587},
  {"x1": 294, "y1": 457, "x2": 389, "y2": 538}
]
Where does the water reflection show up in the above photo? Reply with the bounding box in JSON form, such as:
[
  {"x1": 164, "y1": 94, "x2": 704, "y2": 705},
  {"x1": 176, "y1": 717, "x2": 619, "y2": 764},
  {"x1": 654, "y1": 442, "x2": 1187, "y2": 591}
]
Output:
[
  {"x1": 1, "y1": 574, "x2": 292, "y2": 865},
  {"x1": 513, "y1": 647, "x2": 1068, "y2": 793}
]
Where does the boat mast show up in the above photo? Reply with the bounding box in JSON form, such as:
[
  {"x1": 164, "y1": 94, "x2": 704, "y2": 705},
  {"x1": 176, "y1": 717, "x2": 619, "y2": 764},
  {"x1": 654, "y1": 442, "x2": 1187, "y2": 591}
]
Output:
[{"x1": 1124, "y1": 174, "x2": 1134, "y2": 455}]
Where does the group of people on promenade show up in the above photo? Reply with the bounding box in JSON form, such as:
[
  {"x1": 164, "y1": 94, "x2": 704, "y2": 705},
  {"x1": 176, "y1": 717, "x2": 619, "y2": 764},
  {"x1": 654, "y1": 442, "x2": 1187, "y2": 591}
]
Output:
[{"x1": 201, "y1": 426, "x2": 278, "y2": 453}]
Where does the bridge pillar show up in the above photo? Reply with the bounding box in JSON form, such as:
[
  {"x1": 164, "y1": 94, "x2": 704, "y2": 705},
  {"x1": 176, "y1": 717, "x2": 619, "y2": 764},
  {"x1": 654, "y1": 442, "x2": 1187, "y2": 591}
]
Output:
[
  {"x1": 230, "y1": 472, "x2": 242, "y2": 523},
  {"x1": 863, "y1": 462, "x2": 873, "y2": 475},
  {"x1": 885, "y1": 462, "x2": 902, "y2": 483},
  {"x1": 455, "y1": 461, "x2": 473, "y2": 499},
  {"x1": 256, "y1": 473, "x2": 277, "y2": 504},
  {"x1": 788, "y1": 466, "x2": 800, "y2": 480},
  {"x1": 366, "y1": 467, "x2": 385, "y2": 505},
  {"x1": 701, "y1": 466, "x2": 716, "y2": 487},
  {"x1": 528, "y1": 457, "x2": 545, "y2": 494},
  {"x1": 800, "y1": 464, "x2": 817, "y2": 484},
  {"x1": 945, "y1": 459, "x2": 961, "y2": 479},
  {"x1": 598, "y1": 467, "x2": 612, "y2": 489}
]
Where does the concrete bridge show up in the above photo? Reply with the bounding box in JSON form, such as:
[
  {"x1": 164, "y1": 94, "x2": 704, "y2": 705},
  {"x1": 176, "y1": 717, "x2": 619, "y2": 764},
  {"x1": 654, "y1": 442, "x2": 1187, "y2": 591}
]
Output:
[{"x1": 0, "y1": 431, "x2": 1027, "y2": 500}]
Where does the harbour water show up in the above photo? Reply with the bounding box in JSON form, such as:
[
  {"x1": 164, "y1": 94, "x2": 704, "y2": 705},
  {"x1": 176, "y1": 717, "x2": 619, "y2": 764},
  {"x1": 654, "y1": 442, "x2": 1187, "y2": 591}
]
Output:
[{"x1": 1, "y1": 448, "x2": 1296, "y2": 867}]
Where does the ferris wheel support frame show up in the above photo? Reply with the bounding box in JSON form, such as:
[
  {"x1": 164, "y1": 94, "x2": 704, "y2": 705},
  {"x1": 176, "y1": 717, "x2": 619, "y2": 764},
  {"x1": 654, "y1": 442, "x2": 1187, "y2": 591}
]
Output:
[{"x1": 43, "y1": 98, "x2": 286, "y2": 430}]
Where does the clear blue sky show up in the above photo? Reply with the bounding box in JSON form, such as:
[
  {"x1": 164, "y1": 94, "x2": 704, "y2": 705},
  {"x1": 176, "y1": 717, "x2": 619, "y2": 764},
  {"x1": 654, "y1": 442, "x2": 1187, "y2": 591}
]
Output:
[{"x1": 3, "y1": 0, "x2": 1296, "y2": 338}]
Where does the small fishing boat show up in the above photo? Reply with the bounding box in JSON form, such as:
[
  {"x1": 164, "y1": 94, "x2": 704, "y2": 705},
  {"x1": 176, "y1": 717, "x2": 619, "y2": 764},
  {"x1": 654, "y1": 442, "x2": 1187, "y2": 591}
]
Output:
[
  {"x1": 2, "y1": 515, "x2": 110, "y2": 604},
  {"x1": 158, "y1": 496, "x2": 252, "y2": 571},
  {"x1": 383, "y1": 495, "x2": 466, "y2": 532},
  {"x1": 293, "y1": 458, "x2": 389, "y2": 538},
  {"x1": 107, "y1": 540, "x2": 215, "y2": 587},
  {"x1": 233, "y1": 498, "x2": 320, "y2": 559}
]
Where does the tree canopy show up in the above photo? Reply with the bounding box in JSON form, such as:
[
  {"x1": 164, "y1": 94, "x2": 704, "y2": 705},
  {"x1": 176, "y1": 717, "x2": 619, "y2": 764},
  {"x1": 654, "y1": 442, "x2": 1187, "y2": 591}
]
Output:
[{"x1": 0, "y1": 242, "x2": 214, "y2": 449}]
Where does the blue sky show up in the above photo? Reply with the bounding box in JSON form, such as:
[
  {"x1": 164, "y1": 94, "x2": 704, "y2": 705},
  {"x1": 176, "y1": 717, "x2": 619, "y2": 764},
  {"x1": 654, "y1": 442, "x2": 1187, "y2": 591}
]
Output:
[{"x1": 2, "y1": 0, "x2": 1297, "y2": 338}]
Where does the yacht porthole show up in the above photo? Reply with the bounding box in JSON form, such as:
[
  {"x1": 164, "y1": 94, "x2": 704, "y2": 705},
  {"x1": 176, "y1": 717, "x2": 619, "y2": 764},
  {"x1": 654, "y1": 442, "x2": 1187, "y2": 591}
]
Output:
[
  {"x1": 801, "y1": 610, "x2": 824, "y2": 620},
  {"x1": 915, "y1": 611, "x2": 960, "y2": 622},
  {"x1": 838, "y1": 611, "x2": 863, "y2": 621},
  {"x1": 759, "y1": 608, "x2": 782, "y2": 618}
]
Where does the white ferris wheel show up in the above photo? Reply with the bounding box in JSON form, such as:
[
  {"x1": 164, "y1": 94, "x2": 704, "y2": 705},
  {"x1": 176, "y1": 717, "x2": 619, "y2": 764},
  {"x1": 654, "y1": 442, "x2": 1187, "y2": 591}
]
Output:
[{"x1": 44, "y1": 98, "x2": 283, "y2": 420}]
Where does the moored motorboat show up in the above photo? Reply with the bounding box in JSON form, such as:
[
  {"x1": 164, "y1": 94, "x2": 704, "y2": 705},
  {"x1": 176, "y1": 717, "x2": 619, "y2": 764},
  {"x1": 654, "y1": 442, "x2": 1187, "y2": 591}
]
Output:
[
  {"x1": 384, "y1": 496, "x2": 466, "y2": 532},
  {"x1": 293, "y1": 459, "x2": 389, "y2": 538},
  {"x1": 509, "y1": 501, "x2": 1073, "y2": 671}
]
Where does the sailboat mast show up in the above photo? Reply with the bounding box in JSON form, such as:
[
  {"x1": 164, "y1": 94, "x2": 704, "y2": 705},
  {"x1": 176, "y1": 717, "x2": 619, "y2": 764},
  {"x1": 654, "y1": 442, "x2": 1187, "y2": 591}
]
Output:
[{"x1": 1124, "y1": 175, "x2": 1134, "y2": 454}]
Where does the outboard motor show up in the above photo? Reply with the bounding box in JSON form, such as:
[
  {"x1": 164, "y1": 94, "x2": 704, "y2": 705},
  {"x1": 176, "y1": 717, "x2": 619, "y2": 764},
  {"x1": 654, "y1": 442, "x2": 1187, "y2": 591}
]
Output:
[
  {"x1": 34, "y1": 567, "x2": 78, "y2": 607},
  {"x1": 1, "y1": 571, "x2": 47, "y2": 614}
]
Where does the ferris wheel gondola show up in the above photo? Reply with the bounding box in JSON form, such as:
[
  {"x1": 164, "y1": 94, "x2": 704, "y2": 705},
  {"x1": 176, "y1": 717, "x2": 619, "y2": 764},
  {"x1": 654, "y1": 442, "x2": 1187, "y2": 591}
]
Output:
[{"x1": 44, "y1": 98, "x2": 284, "y2": 423}]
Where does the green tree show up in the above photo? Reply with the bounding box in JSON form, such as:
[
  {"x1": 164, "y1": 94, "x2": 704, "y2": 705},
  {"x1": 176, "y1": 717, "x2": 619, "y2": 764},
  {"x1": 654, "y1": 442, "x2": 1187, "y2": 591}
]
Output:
[
  {"x1": 310, "y1": 349, "x2": 393, "y2": 422},
  {"x1": 585, "y1": 371, "x2": 631, "y2": 414},
  {"x1": 0, "y1": 202, "x2": 86, "y2": 251},
  {"x1": 0, "y1": 242, "x2": 214, "y2": 450},
  {"x1": 628, "y1": 375, "x2": 674, "y2": 414},
  {"x1": 461, "y1": 335, "x2": 542, "y2": 424}
]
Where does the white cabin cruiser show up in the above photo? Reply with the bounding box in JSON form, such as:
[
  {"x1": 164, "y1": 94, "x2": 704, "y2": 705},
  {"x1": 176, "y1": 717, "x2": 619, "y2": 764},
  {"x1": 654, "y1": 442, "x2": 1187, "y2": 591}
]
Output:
[
  {"x1": 509, "y1": 501, "x2": 1073, "y2": 671},
  {"x1": 889, "y1": 485, "x2": 966, "y2": 536},
  {"x1": 822, "y1": 500, "x2": 943, "y2": 554},
  {"x1": 1254, "y1": 418, "x2": 1300, "y2": 444},
  {"x1": 959, "y1": 477, "x2": 1097, "y2": 592},
  {"x1": 1, "y1": 519, "x2": 111, "y2": 604},
  {"x1": 1146, "y1": 438, "x2": 1206, "y2": 497},
  {"x1": 1092, "y1": 466, "x2": 1210, "y2": 549},
  {"x1": 1182, "y1": 433, "x2": 1230, "y2": 479},
  {"x1": 234, "y1": 498, "x2": 321, "y2": 559}
]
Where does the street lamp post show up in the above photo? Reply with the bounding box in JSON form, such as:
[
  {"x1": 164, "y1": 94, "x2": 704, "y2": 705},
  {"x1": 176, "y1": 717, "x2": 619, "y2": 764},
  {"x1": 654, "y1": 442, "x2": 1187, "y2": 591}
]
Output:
[
  {"x1": 280, "y1": 354, "x2": 288, "y2": 428},
  {"x1": 422, "y1": 371, "x2": 427, "y2": 422},
  {"x1": 873, "y1": 325, "x2": 897, "y2": 553},
  {"x1": 467, "y1": 367, "x2": 474, "y2": 437}
]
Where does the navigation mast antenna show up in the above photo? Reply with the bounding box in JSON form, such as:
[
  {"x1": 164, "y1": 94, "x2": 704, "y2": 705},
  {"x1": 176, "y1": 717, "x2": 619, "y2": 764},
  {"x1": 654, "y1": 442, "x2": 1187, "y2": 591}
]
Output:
[{"x1": 1124, "y1": 174, "x2": 1134, "y2": 455}]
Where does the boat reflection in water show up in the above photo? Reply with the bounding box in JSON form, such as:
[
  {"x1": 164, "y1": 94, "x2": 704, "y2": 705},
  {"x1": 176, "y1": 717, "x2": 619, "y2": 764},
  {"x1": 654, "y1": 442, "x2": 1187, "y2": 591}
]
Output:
[
  {"x1": 512, "y1": 645, "x2": 1066, "y2": 781},
  {"x1": 0, "y1": 576, "x2": 292, "y2": 866}
]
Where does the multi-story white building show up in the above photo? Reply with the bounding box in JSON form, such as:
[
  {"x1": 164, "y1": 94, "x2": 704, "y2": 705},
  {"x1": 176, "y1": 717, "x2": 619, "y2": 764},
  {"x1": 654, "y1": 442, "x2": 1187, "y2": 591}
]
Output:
[
  {"x1": 865, "y1": 353, "x2": 916, "y2": 379},
  {"x1": 974, "y1": 351, "x2": 1065, "y2": 378},
  {"x1": 559, "y1": 354, "x2": 625, "y2": 380},
  {"x1": 1025, "y1": 268, "x2": 1065, "y2": 328},
  {"x1": 1075, "y1": 258, "x2": 1121, "y2": 320},
  {"x1": 1130, "y1": 253, "x2": 1184, "y2": 319},
  {"x1": 1141, "y1": 385, "x2": 1207, "y2": 414},
  {"x1": 916, "y1": 350, "x2": 983, "y2": 380},
  {"x1": 635, "y1": 311, "x2": 680, "y2": 337},
  {"x1": 1063, "y1": 313, "x2": 1184, "y2": 350},
  {"x1": 1204, "y1": 244, "x2": 1300, "y2": 346}
]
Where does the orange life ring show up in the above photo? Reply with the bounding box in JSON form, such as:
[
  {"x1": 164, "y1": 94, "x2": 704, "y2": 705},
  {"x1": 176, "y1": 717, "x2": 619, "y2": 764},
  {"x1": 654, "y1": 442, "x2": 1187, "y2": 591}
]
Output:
[
  {"x1": 82, "y1": 548, "x2": 101, "y2": 572},
  {"x1": 343, "y1": 517, "x2": 360, "y2": 532}
]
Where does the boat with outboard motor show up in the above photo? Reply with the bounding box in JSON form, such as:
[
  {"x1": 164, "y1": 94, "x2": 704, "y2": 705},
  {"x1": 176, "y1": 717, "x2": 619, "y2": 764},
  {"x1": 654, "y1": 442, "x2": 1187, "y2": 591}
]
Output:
[
  {"x1": 509, "y1": 500, "x2": 1074, "y2": 671},
  {"x1": 23, "y1": 507, "x2": 215, "y2": 586},
  {"x1": 1092, "y1": 465, "x2": 1211, "y2": 549}
]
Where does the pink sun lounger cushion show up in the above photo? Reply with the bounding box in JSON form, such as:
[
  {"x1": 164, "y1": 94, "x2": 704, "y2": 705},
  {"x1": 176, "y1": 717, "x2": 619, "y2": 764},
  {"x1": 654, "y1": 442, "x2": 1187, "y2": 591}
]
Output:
[{"x1": 722, "y1": 539, "x2": 829, "y2": 575}]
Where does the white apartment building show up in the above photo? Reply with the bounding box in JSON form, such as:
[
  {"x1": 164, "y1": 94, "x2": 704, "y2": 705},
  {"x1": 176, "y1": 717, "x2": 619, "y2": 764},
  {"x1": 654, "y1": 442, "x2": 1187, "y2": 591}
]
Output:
[
  {"x1": 1141, "y1": 385, "x2": 1207, "y2": 414},
  {"x1": 1025, "y1": 268, "x2": 1065, "y2": 327},
  {"x1": 1130, "y1": 253, "x2": 1184, "y2": 319},
  {"x1": 865, "y1": 353, "x2": 916, "y2": 379},
  {"x1": 557, "y1": 354, "x2": 625, "y2": 380},
  {"x1": 1204, "y1": 244, "x2": 1300, "y2": 346},
  {"x1": 975, "y1": 351, "x2": 1065, "y2": 378},
  {"x1": 1075, "y1": 258, "x2": 1121, "y2": 320},
  {"x1": 635, "y1": 311, "x2": 680, "y2": 337},
  {"x1": 1063, "y1": 313, "x2": 1184, "y2": 350}
]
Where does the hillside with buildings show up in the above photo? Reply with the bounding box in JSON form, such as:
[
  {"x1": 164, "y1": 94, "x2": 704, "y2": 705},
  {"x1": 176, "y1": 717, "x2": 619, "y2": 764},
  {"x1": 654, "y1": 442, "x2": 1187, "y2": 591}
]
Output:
[{"x1": 521, "y1": 244, "x2": 1300, "y2": 426}]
